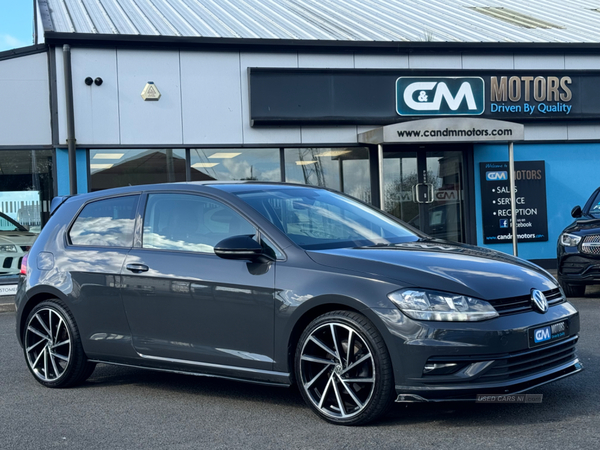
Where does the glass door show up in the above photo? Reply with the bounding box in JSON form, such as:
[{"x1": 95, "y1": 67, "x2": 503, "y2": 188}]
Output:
[{"x1": 383, "y1": 148, "x2": 466, "y2": 243}]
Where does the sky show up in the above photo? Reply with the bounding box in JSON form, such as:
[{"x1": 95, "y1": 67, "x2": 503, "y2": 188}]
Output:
[{"x1": 0, "y1": 0, "x2": 34, "y2": 52}]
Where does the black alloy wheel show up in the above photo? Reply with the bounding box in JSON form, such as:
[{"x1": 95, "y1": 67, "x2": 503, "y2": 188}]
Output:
[
  {"x1": 295, "y1": 311, "x2": 394, "y2": 425},
  {"x1": 23, "y1": 300, "x2": 95, "y2": 388}
]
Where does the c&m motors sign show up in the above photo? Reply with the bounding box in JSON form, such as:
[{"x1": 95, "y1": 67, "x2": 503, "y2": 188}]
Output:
[
  {"x1": 249, "y1": 68, "x2": 600, "y2": 126},
  {"x1": 396, "y1": 77, "x2": 485, "y2": 116}
]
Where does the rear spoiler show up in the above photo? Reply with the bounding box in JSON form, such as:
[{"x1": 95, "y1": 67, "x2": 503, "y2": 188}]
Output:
[{"x1": 50, "y1": 196, "x2": 71, "y2": 216}]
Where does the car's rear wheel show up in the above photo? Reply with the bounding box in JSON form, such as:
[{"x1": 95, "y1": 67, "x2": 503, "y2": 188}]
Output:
[
  {"x1": 295, "y1": 311, "x2": 394, "y2": 425},
  {"x1": 23, "y1": 300, "x2": 95, "y2": 388},
  {"x1": 558, "y1": 278, "x2": 586, "y2": 298}
]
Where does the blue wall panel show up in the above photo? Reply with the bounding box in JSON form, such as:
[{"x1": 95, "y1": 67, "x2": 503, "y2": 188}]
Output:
[
  {"x1": 474, "y1": 143, "x2": 600, "y2": 261},
  {"x1": 56, "y1": 148, "x2": 88, "y2": 196}
]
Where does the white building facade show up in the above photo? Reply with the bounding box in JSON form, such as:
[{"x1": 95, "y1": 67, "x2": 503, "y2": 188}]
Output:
[{"x1": 2, "y1": 0, "x2": 600, "y2": 286}]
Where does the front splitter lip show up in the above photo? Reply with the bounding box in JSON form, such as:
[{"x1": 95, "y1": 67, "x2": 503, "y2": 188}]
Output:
[
  {"x1": 558, "y1": 272, "x2": 600, "y2": 284},
  {"x1": 394, "y1": 358, "x2": 583, "y2": 402}
]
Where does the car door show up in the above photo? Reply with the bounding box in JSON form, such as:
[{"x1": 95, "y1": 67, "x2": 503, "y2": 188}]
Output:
[
  {"x1": 63, "y1": 194, "x2": 140, "y2": 359},
  {"x1": 120, "y1": 192, "x2": 276, "y2": 371}
]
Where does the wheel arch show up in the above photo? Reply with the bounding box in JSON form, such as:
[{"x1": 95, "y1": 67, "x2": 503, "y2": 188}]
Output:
[
  {"x1": 284, "y1": 295, "x2": 396, "y2": 386},
  {"x1": 17, "y1": 287, "x2": 71, "y2": 346}
]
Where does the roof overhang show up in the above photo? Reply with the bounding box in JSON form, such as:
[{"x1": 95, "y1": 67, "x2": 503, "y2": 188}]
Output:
[
  {"x1": 358, "y1": 118, "x2": 524, "y2": 145},
  {"x1": 40, "y1": 31, "x2": 600, "y2": 53}
]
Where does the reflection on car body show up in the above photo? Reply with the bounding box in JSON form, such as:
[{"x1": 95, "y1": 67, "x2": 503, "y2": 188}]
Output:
[{"x1": 15, "y1": 182, "x2": 582, "y2": 425}]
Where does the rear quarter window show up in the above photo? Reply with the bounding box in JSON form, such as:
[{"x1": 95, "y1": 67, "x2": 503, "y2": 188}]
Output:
[{"x1": 69, "y1": 195, "x2": 138, "y2": 247}]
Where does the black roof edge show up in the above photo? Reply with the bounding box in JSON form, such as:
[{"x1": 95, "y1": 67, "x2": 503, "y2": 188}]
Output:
[
  {"x1": 43, "y1": 31, "x2": 600, "y2": 55},
  {"x1": 37, "y1": 0, "x2": 55, "y2": 34},
  {"x1": 0, "y1": 43, "x2": 48, "y2": 62}
]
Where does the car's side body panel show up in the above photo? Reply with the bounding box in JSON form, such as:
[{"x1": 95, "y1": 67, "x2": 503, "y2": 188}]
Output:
[{"x1": 121, "y1": 248, "x2": 276, "y2": 370}]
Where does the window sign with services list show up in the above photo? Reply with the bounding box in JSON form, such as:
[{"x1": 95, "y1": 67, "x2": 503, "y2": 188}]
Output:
[{"x1": 480, "y1": 161, "x2": 548, "y2": 244}]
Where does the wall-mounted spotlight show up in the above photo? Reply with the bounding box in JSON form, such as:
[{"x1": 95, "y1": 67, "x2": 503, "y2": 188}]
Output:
[{"x1": 84, "y1": 77, "x2": 93, "y2": 86}]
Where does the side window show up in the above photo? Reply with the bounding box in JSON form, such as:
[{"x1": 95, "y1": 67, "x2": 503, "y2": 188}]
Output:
[
  {"x1": 142, "y1": 193, "x2": 256, "y2": 253},
  {"x1": 69, "y1": 195, "x2": 138, "y2": 247}
]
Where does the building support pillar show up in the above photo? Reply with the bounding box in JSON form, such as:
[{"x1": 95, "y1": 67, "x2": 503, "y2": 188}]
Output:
[{"x1": 63, "y1": 44, "x2": 77, "y2": 195}]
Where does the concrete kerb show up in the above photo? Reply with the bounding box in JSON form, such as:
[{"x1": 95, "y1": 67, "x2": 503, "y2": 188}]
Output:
[{"x1": 0, "y1": 296, "x2": 16, "y2": 313}]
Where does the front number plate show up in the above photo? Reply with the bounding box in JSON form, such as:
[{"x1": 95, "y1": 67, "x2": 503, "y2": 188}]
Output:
[{"x1": 529, "y1": 320, "x2": 569, "y2": 347}]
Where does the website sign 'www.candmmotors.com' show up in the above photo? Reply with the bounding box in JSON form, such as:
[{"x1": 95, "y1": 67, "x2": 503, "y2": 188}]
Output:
[
  {"x1": 396, "y1": 127, "x2": 514, "y2": 139},
  {"x1": 396, "y1": 77, "x2": 485, "y2": 116}
]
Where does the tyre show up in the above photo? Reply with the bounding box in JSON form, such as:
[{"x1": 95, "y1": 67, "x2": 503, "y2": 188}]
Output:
[
  {"x1": 294, "y1": 310, "x2": 394, "y2": 425},
  {"x1": 559, "y1": 278, "x2": 586, "y2": 298},
  {"x1": 23, "y1": 300, "x2": 96, "y2": 388}
]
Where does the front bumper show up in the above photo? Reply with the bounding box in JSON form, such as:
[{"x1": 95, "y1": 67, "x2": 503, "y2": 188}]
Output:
[
  {"x1": 394, "y1": 338, "x2": 582, "y2": 402},
  {"x1": 558, "y1": 254, "x2": 600, "y2": 286},
  {"x1": 374, "y1": 301, "x2": 582, "y2": 402}
]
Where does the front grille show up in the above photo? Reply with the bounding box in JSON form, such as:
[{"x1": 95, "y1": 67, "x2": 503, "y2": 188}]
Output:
[
  {"x1": 581, "y1": 235, "x2": 600, "y2": 255},
  {"x1": 488, "y1": 288, "x2": 564, "y2": 316},
  {"x1": 478, "y1": 337, "x2": 578, "y2": 382}
]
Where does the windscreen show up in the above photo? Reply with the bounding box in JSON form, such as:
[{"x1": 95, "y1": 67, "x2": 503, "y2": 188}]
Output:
[{"x1": 235, "y1": 187, "x2": 419, "y2": 250}]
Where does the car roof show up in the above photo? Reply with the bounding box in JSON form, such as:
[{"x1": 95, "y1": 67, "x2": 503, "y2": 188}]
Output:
[{"x1": 62, "y1": 181, "x2": 327, "y2": 203}]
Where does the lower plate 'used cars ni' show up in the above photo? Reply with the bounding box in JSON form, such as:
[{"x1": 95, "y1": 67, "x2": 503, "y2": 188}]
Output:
[
  {"x1": 557, "y1": 186, "x2": 600, "y2": 297},
  {"x1": 15, "y1": 182, "x2": 582, "y2": 425}
]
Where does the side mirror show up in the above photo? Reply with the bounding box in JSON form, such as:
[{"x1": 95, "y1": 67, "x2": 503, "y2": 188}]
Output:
[
  {"x1": 214, "y1": 235, "x2": 274, "y2": 263},
  {"x1": 571, "y1": 205, "x2": 582, "y2": 218}
]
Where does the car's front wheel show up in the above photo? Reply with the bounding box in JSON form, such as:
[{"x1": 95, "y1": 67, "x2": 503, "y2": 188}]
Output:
[
  {"x1": 23, "y1": 300, "x2": 95, "y2": 388},
  {"x1": 295, "y1": 310, "x2": 394, "y2": 425}
]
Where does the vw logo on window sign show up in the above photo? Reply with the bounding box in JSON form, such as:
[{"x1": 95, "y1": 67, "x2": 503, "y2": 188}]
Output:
[
  {"x1": 531, "y1": 289, "x2": 549, "y2": 313},
  {"x1": 396, "y1": 77, "x2": 485, "y2": 116}
]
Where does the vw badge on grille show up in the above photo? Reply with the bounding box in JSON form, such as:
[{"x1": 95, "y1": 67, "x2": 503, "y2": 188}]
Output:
[{"x1": 531, "y1": 289, "x2": 548, "y2": 313}]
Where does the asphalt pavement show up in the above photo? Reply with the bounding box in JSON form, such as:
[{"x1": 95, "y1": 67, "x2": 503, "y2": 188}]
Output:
[{"x1": 0, "y1": 296, "x2": 14, "y2": 313}]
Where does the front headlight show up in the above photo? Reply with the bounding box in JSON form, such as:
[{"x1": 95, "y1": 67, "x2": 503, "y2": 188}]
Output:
[
  {"x1": 0, "y1": 244, "x2": 18, "y2": 253},
  {"x1": 388, "y1": 289, "x2": 499, "y2": 322},
  {"x1": 560, "y1": 233, "x2": 581, "y2": 247}
]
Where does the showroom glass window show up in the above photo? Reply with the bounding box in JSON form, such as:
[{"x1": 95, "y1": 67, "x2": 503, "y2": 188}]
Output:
[
  {"x1": 0, "y1": 150, "x2": 54, "y2": 278},
  {"x1": 284, "y1": 148, "x2": 370, "y2": 203},
  {"x1": 90, "y1": 149, "x2": 186, "y2": 191},
  {"x1": 69, "y1": 196, "x2": 138, "y2": 247},
  {"x1": 142, "y1": 193, "x2": 256, "y2": 253},
  {"x1": 189, "y1": 148, "x2": 280, "y2": 182}
]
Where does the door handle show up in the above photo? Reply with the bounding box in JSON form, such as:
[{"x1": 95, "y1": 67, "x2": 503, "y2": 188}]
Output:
[
  {"x1": 126, "y1": 263, "x2": 149, "y2": 273},
  {"x1": 414, "y1": 183, "x2": 435, "y2": 204}
]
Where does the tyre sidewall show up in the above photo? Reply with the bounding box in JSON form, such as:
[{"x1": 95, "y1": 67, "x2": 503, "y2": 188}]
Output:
[
  {"x1": 23, "y1": 299, "x2": 88, "y2": 388},
  {"x1": 294, "y1": 311, "x2": 394, "y2": 425}
]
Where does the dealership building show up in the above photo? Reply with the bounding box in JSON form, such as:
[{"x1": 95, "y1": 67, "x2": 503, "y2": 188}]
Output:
[{"x1": 2, "y1": 0, "x2": 600, "y2": 284}]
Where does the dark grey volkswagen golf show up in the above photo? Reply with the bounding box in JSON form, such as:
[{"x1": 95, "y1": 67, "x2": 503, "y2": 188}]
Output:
[{"x1": 15, "y1": 182, "x2": 582, "y2": 425}]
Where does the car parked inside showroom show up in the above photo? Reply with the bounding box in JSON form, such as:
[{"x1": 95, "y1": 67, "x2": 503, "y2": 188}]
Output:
[
  {"x1": 0, "y1": 212, "x2": 38, "y2": 277},
  {"x1": 557, "y1": 186, "x2": 600, "y2": 297},
  {"x1": 15, "y1": 182, "x2": 582, "y2": 425}
]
